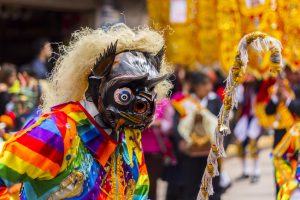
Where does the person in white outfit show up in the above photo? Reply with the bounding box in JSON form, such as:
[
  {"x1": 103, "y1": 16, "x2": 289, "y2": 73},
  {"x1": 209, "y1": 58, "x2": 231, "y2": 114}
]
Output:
[{"x1": 234, "y1": 77, "x2": 262, "y2": 183}]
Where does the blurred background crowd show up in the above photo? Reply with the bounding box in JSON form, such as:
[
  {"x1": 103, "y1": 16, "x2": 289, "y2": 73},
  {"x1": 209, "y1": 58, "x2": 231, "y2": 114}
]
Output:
[{"x1": 1, "y1": 0, "x2": 300, "y2": 200}]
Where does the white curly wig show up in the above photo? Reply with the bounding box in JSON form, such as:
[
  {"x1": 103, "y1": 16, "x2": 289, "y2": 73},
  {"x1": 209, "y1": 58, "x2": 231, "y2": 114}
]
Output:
[{"x1": 42, "y1": 23, "x2": 172, "y2": 112}]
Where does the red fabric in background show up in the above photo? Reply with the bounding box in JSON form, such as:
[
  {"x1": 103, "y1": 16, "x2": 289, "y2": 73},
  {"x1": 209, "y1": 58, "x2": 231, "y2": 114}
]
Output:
[{"x1": 256, "y1": 78, "x2": 276, "y2": 103}]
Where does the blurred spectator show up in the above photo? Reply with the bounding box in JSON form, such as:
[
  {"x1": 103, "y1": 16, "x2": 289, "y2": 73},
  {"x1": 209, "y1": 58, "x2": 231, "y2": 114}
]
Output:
[
  {"x1": 266, "y1": 67, "x2": 300, "y2": 140},
  {"x1": 14, "y1": 66, "x2": 41, "y2": 129},
  {"x1": 0, "y1": 63, "x2": 18, "y2": 131},
  {"x1": 0, "y1": 83, "x2": 10, "y2": 116},
  {"x1": 164, "y1": 71, "x2": 221, "y2": 200},
  {"x1": 234, "y1": 75, "x2": 262, "y2": 184},
  {"x1": 213, "y1": 69, "x2": 226, "y2": 101},
  {"x1": 189, "y1": 72, "x2": 223, "y2": 199},
  {"x1": 265, "y1": 65, "x2": 300, "y2": 194},
  {"x1": 189, "y1": 72, "x2": 222, "y2": 116},
  {"x1": 32, "y1": 38, "x2": 53, "y2": 79},
  {"x1": 0, "y1": 63, "x2": 19, "y2": 94},
  {"x1": 0, "y1": 63, "x2": 43, "y2": 131},
  {"x1": 141, "y1": 98, "x2": 175, "y2": 200}
]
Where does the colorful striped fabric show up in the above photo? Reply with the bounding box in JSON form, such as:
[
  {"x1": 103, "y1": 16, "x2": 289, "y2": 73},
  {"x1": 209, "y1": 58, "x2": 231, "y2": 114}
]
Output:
[
  {"x1": 0, "y1": 101, "x2": 149, "y2": 200},
  {"x1": 273, "y1": 122, "x2": 300, "y2": 200}
]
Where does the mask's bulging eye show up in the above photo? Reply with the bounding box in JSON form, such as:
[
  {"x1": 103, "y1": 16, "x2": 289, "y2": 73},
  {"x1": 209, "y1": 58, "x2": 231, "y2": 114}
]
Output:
[{"x1": 114, "y1": 87, "x2": 133, "y2": 105}]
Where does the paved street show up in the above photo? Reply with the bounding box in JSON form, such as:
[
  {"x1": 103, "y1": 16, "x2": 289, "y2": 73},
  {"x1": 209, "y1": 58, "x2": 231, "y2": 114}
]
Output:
[
  {"x1": 223, "y1": 149, "x2": 276, "y2": 200},
  {"x1": 157, "y1": 148, "x2": 276, "y2": 200}
]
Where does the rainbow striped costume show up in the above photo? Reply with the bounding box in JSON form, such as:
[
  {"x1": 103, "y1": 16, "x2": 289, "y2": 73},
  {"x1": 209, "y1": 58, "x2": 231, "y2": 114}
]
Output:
[{"x1": 0, "y1": 102, "x2": 149, "y2": 200}]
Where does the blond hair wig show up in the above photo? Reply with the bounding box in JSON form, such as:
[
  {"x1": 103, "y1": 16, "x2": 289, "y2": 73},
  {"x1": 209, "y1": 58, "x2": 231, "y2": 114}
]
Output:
[{"x1": 42, "y1": 24, "x2": 172, "y2": 112}]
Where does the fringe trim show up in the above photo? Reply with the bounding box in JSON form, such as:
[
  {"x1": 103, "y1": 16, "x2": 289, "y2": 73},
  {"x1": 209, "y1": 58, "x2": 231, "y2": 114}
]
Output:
[{"x1": 197, "y1": 32, "x2": 283, "y2": 200}]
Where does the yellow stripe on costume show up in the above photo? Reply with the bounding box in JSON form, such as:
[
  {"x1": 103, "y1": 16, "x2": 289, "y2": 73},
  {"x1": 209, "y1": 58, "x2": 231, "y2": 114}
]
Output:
[
  {"x1": 68, "y1": 112, "x2": 87, "y2": 123},
  {"x1": 60, "y1": 136, "x2": 80, "y2": 173},
  {"x1": 1, "y1": 151, "x2": 53, "y2": 180},
  {"x1": 4, "y1": 142, "x2": 60, "y2": 177},
  {"x1": 136, "y1": 174, "x2": 150, "y2": 185},
  {"x1": 124, "y1": 128, "x2": 142, "y2": 167}
]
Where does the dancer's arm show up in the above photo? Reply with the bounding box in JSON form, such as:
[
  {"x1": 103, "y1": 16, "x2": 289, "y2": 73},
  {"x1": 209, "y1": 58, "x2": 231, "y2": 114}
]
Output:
[{"x1": 0, "y1": 112, "x2": 66, "y2": 193}]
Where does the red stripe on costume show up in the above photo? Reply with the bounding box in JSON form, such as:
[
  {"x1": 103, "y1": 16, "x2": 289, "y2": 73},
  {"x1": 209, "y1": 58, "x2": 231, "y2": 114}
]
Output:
[
  {"x1": 49, "y1": 110, "x2": 77, "y2": 154},
  {"x1": 51, "y1": 101, "x2": 83, "y2": 113},
  {"x1": 52, "y1": 112, "x2": 67, "y2": 138},
  {"x1": 16, "y1": 134, "x2": 64, "y2": 166},
  {"x1": 0, "y1": 186, "x2": 9, "y2": 200},
  {"x1": 6, "y1": 143, "x2": 60, "y2": 177},
  {"x1": 255, "y1": 78, "x2": 275, "y2": 103}
]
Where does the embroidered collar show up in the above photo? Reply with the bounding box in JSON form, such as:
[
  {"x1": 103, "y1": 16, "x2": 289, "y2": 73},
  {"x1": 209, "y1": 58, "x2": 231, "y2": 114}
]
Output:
[{"x1": 52, "y1": 101, "x2": 117, "y2": 166}]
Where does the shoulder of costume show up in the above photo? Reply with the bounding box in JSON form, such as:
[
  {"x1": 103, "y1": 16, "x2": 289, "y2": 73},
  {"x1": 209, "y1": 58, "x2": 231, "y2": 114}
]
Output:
[
  {"x1": 51, "y1": 101, "x2": 118, "y2": 166},
  {"x1": 4, "y1": 102, "x2": 81, "y2": 141},
  {"x1": 171, "y1": 93, "x2": 200, "y2": 117},
  {"x1": 50, "y1": 101, "x2": 95, "y2": 126},
  {"x1": 4, "y1": 102, "x2": 76, "y2": 142},
  {"x1": 51, "y1": 101, "x2": 114, "y2": 137},
  {"x1": 0, "y1": 102, "x2": 85, "y2": 180},
  {"x1": 51, "y1": 101, "x2": 81, "y2": 112}
]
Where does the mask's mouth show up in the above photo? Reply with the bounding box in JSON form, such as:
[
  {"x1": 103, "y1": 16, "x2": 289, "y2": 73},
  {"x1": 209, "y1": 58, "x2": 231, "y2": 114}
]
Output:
[
  {"x1": 119, "y1": 112, "x2": 143, "y2": 124},
  {"x1": 115, "y1": 111, "x2": 154, "y2": 130}
]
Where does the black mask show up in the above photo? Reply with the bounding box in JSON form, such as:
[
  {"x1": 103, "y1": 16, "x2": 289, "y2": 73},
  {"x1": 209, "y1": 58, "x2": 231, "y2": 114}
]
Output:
[{"x1": 86, "y1": 41, "x2": 167, "y2": 130}]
